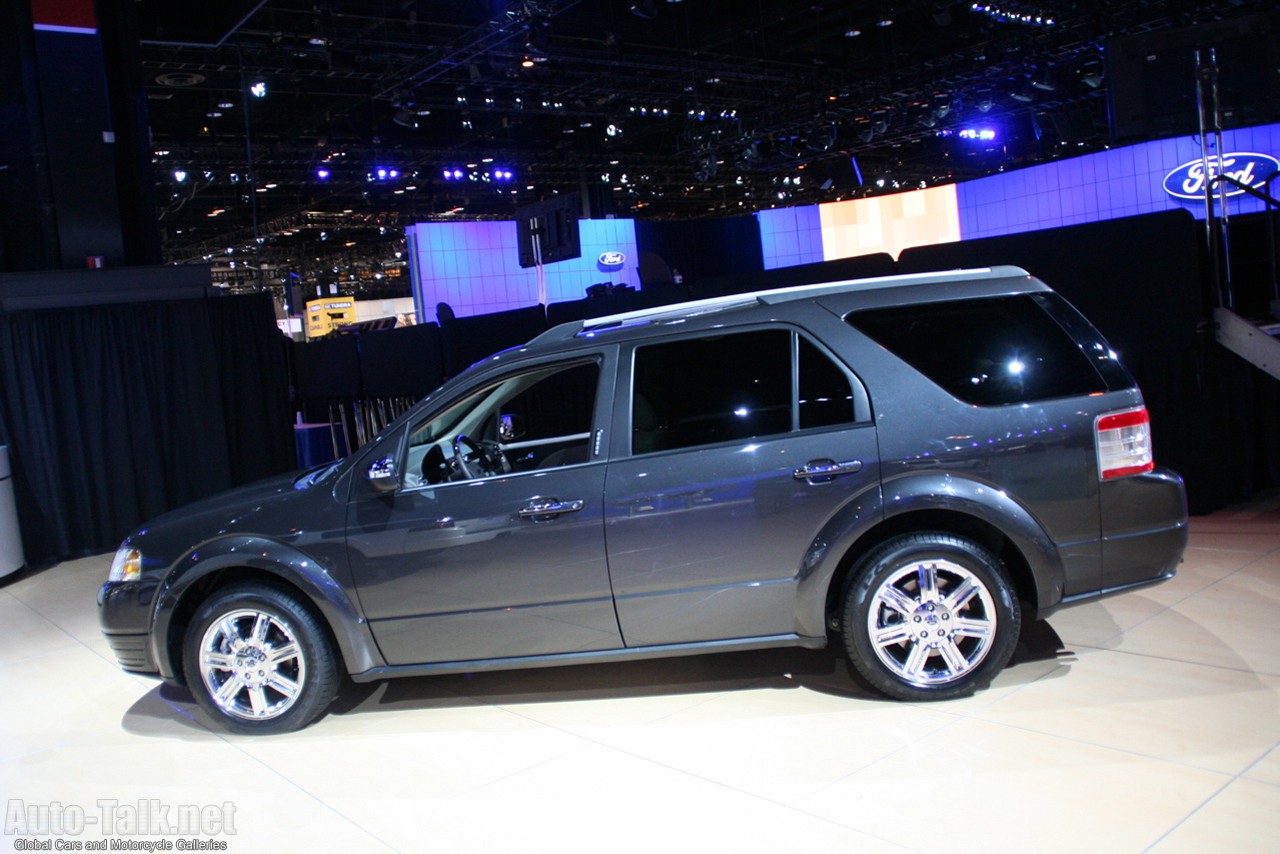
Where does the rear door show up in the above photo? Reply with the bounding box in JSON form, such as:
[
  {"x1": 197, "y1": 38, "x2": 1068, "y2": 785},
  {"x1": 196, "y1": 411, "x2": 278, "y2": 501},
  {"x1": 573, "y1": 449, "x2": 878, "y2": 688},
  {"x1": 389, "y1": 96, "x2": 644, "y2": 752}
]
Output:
[{"x1": 604, "y1": 326, "x2": 879, "y2": 647}]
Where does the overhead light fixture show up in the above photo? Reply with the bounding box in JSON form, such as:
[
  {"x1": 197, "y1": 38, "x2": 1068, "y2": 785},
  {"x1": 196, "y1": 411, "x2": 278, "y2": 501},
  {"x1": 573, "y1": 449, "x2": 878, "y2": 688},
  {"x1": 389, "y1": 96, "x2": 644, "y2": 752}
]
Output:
[
  {"x1": 970, "y1": 3, "x2": 1055, "y2": 26},
  {"x1": 1079, "y1": 64, "x2": 1104, "y2": 89},
  {"x1": 249, "y1": 81, "x2": 267, "y2": 98},
  {"x1": 393, "y1": 110, "x2": 421, "y2": 129},
  {"x1": 628, "y1": 1, "x2": 657, "y2": 19},
  {"x1": 1030, "y1": 67, "x2": 1057, "y2": 91},
  {"x1": 172, "y1": 169, "x2": 187, "y2": 183}
]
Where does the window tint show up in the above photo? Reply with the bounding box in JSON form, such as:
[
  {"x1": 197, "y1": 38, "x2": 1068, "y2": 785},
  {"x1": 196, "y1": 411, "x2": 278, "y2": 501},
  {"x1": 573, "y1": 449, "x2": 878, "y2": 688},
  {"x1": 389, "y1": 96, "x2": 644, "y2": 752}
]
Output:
[
  {"x1": 634, "y1": 330, "x2": 791, "y2": 453},
  {"x1": 848, "y1": 294, "x2": 1108, "y2": 405},
  {"x1": 632, "y1": 329, "x2": 857, "y2": 454},
  {"x1": 799, "y1": 336, "x2": 855, "y2": 428}
]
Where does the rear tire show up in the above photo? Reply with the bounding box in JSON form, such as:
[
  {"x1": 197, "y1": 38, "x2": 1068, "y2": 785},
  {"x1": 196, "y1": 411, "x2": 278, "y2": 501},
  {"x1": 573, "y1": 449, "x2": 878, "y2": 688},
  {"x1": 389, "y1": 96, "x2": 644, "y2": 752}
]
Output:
[
  {"x1": 842, "y1": 532, "x2": 1020, "y2": 701},
  {"x1": 183, "y1": 582, "x2": 339, "y2": 735}
]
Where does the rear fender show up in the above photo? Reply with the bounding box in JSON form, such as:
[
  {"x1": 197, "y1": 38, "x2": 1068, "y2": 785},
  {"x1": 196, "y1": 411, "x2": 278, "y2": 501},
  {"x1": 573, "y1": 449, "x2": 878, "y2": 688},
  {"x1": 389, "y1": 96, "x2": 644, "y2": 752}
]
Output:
[{"x1": 795, "y1": 473, "x2": 1065, "y2": 635}]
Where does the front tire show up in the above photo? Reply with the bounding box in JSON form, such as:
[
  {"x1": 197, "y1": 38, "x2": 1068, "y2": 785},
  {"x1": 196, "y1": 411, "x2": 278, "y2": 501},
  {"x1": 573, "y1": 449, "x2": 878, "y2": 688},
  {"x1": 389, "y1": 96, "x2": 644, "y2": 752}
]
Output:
[
  {"x1": 183, "y1": 582, "x2": 339, "y2": 735},
  {"x1": 842, "y1": 533, "x2": 1021, "y2": 701}
]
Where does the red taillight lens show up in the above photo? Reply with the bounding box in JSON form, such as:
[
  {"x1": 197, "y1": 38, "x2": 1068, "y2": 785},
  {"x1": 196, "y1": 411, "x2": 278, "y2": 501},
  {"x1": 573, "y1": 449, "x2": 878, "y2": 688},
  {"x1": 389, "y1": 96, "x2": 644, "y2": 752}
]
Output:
[{"x1": 1096, "y1": 406, "x2": 1155, "y2": 480}]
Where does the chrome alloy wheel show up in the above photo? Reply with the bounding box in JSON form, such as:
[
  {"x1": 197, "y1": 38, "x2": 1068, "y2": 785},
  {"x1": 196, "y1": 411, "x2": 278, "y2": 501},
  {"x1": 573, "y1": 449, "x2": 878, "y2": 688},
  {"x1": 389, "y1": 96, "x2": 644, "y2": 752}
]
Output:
[
  {"x1": 197, "y1": 609, "x2": 307, "y2": 721},
  {"x1": 865, "y1": 558, "x2": 997, "y2": 687}
]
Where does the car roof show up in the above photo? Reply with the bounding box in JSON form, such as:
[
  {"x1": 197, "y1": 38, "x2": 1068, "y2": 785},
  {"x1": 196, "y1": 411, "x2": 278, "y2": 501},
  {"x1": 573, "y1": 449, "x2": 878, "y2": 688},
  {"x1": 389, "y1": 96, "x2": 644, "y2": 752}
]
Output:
[{"x1": 524, "y1": 265, "x2": 1039, "y2": 350}]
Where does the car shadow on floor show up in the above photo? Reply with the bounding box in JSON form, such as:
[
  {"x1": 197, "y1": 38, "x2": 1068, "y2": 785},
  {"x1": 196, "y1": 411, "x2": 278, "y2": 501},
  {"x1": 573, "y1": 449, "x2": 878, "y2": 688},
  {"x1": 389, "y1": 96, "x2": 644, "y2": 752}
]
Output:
[{"x1": 121, "y1": 618, "x2": 1072, "y2": 737}]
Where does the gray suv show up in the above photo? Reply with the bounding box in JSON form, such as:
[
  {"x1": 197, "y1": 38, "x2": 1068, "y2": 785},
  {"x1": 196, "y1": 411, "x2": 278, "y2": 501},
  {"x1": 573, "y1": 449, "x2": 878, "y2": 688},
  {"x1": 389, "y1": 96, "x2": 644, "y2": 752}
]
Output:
[{"x1": 99, "y1": 265, "x2": 1187, "y2": 734}]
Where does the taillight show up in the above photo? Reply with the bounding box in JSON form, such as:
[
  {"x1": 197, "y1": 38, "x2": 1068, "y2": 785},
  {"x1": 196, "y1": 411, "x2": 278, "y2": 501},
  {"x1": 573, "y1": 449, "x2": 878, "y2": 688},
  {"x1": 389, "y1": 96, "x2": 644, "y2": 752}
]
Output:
[{"x1": 1096, "y1": 406, "x2": 1155, "y2": 480}]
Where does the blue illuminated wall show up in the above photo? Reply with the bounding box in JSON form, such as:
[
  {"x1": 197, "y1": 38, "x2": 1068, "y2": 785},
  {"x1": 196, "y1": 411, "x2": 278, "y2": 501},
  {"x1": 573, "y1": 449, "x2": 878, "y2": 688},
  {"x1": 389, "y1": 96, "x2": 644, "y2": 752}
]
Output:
[
  {"x1": 757, "y1": 206, "x2": 824, "y2": 270},
  {"x1": 757, "y1": 120, "x2": 1280, "y2": 269},
  {"x1": 958, "y1": 122, "x2": 1280, "y2": 240},
  {"x1": 407, "y1": 218, "x2": 638, "y2": 319}
]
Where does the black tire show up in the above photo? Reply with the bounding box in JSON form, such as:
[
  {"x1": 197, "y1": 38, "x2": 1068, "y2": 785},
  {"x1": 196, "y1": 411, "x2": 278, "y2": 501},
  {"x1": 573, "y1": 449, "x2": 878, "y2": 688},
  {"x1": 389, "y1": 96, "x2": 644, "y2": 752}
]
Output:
[
  {"x1": 183, "y1": 582, "x2": 340, "y2": 735},
  {"x1": 842, "y1": 532, "x2": 1021, "y2": 701}
]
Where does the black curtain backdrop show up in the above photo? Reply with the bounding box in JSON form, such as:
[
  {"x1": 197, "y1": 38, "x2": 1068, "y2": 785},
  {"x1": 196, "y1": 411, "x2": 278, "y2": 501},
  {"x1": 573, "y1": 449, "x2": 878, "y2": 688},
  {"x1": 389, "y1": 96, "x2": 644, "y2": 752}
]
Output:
[{"x1": 0, "y1": 293, "x2": 294, "y2": 566}]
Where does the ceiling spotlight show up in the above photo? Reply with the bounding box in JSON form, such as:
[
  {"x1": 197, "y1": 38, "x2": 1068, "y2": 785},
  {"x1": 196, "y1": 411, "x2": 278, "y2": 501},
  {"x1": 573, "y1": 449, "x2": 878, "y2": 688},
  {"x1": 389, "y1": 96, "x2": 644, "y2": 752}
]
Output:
[
  {"x1": 172, "y1": 169, "x2": 187, "y2": 183},
  {"x1": 523, "y1": 21, "x2": 550, "y2": 55},
  {"x1": 628, "y1": 1, "x2": 657, "y2": 19},
  {"x1": 844, "y1": 28, "x2": 862, "y2": 37},
  {"x1": 249, "y1": 81, "x2": 267, "y2": 98},
  {"x1": 315, "y1": 167, "x2": 331, "y2": 180},
  {"x1": 1030, "y1": 68, "x2": 1057, "y2": 92}
]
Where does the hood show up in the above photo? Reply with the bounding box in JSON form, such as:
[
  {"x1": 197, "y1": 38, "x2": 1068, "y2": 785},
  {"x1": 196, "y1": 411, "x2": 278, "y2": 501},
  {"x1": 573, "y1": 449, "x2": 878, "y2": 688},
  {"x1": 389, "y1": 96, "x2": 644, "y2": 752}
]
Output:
[{"x1": 122, "y1": 464, "x2": 340, "y2": 555}]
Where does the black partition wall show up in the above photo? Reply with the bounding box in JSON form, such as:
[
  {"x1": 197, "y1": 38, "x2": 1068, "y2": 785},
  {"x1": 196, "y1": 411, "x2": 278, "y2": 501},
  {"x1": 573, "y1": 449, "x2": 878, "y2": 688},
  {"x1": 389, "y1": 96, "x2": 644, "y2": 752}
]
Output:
[{"x1": 0, "y1": 293, "x2": 294, "y2": 566}]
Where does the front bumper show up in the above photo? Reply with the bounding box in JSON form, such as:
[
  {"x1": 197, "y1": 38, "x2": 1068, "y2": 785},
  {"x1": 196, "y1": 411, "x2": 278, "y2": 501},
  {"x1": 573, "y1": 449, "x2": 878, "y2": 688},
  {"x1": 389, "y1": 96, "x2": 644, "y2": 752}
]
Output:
[{"x1": 98, "y1": 579, "x2": 160, "y2": 676}]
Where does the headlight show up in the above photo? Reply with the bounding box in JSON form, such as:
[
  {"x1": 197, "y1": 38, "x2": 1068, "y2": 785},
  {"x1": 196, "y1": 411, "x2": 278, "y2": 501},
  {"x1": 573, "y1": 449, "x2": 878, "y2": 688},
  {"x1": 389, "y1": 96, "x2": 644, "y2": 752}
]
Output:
[{"x1": 108, "y1": 547, "x2": 143, "y2": 582}]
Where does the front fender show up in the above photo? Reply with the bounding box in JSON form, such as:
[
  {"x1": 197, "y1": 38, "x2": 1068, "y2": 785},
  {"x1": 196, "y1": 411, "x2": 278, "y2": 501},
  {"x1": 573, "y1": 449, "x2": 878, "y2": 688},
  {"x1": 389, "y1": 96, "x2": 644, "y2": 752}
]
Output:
[
  {"x1": 796, "y1": 473, "x2": 1066, "y2": 635},
  {"x1": 150, "y1": 535, "x2": 384, "y2": 682}
]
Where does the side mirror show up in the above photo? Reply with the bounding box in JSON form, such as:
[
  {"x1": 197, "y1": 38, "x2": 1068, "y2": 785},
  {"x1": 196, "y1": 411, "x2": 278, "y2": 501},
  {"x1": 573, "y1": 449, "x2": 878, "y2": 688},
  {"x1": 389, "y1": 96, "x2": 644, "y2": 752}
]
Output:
[
  {"x1": 498, "y1": 413, "x2": 525, "y2": 442},
  {"x1": 365, "y1": 456, "x2": 399, "y2": 493}
]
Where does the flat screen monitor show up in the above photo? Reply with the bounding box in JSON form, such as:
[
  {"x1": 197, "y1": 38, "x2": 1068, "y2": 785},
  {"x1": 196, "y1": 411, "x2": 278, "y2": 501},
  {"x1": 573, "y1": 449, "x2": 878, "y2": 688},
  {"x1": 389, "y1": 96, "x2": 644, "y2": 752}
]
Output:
[{"x1": 516, "y1": 193, "x2": 582, "y2": 268}]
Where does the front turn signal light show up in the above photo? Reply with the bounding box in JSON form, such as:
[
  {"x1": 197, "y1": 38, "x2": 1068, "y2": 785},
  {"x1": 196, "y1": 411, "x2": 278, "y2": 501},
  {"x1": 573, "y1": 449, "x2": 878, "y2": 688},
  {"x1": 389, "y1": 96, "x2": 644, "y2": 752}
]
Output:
[{"x1": 108, "y1": 547, "x2": 143, "y2": 582}]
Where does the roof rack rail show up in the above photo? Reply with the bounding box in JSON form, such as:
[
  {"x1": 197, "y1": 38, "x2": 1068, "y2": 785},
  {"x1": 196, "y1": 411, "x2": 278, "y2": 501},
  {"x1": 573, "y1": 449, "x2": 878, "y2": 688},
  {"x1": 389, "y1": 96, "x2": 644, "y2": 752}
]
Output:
[{"x1": 565, "y1": 266, "x2": 1027, "y2": 337}]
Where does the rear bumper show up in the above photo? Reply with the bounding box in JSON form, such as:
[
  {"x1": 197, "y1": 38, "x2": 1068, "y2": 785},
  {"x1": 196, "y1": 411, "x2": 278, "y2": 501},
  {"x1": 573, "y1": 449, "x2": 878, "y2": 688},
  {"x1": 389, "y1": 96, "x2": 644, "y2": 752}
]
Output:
[
  {"x1": 1099, "y1": 466, "x2": 1189, "y2": 587},
  {"x1": 1044, "y1": 467, "x2": 1187, "y2": 616}
]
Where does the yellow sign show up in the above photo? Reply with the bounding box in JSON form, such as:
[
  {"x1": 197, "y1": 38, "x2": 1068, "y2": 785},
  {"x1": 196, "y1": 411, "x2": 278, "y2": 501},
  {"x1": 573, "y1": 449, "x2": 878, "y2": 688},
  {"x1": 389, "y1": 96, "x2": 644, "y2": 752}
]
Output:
[{"x1": 305, "y1": 298, "x2": 356, "y2": 337}]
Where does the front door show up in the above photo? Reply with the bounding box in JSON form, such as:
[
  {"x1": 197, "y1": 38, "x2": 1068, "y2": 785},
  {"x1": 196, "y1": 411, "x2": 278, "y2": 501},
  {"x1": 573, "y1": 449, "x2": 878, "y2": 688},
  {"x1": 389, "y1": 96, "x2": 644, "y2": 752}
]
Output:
[{"x1": 347, "y1": 357, "x2": 622, "y2": 666}]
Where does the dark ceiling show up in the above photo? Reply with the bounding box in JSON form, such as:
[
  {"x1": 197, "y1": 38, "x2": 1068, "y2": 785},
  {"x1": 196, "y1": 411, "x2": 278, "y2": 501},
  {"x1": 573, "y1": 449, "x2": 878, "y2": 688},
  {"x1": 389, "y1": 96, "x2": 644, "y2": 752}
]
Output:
[{"x1": 135, "y1": 0, "x2": 1271, "y2": 272}]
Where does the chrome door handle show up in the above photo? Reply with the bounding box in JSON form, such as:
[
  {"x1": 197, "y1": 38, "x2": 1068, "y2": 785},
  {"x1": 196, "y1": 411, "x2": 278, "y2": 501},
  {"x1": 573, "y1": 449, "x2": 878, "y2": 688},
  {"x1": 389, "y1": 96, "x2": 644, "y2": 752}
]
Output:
[
  {"x1": 519, "y1": 498, "x2": 585, "y2": 519},
  {"x1": 793, "y1": 459, "x2": 863, "y2": 483}
]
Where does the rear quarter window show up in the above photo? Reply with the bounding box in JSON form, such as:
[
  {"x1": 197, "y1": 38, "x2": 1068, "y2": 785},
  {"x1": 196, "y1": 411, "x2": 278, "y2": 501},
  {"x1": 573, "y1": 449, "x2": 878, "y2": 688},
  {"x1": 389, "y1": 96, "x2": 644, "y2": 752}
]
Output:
[{"x1": 847, "y1": 293, "x2": 1117, "y2": 405}]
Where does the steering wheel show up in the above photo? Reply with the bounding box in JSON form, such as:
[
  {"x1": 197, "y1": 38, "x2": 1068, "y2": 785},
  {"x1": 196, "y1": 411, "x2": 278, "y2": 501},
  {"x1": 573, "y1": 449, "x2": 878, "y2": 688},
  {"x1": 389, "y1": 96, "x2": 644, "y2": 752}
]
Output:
[{"x1": 452, "y1": 433, "x2": 508, "y2": 480}]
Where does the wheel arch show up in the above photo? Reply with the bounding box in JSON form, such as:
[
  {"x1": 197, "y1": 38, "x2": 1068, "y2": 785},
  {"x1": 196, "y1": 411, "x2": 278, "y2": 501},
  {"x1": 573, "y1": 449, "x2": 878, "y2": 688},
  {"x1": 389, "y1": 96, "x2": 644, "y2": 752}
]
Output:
[
  {"x1": 150, "y1": 537, "x2": 382, "y2": 687},
  {"x1": 799, "y1": 474, "x2": 1065, "y2": 637}
]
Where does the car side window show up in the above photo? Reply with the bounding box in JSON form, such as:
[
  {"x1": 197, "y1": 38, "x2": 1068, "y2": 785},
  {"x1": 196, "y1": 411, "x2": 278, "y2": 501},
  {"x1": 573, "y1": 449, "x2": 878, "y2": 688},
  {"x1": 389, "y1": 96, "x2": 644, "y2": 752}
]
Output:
[
  {"x1": 631, "y1": 328, "x2": 856, "y2": 454},
  {"x1": 847, "y1": 294, "x2": 1109, "y2": 406},
  {"x1": 404, "y1": 360, "x2": 599, "y2": 487},
  {"x1": 799, "y1": 335, "x2": 855, "y2": 429}
]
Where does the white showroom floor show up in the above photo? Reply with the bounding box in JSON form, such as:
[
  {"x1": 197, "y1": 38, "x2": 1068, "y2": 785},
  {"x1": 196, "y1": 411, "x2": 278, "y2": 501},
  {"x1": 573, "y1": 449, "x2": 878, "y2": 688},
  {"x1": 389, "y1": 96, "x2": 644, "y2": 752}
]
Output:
[{"x1": 2, "y1": 493, "x2": 1279, "y2": 853}]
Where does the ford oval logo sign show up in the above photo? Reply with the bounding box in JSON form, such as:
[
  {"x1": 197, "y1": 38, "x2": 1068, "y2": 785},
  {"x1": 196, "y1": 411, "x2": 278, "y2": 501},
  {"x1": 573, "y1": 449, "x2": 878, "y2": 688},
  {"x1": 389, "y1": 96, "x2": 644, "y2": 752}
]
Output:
[
  {"x1": 1163, "y1": 152, "x2": 1280, "y2": 201},
  {"x1": 597, "y1": 251, "x2": 626, "y2": 268}
]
